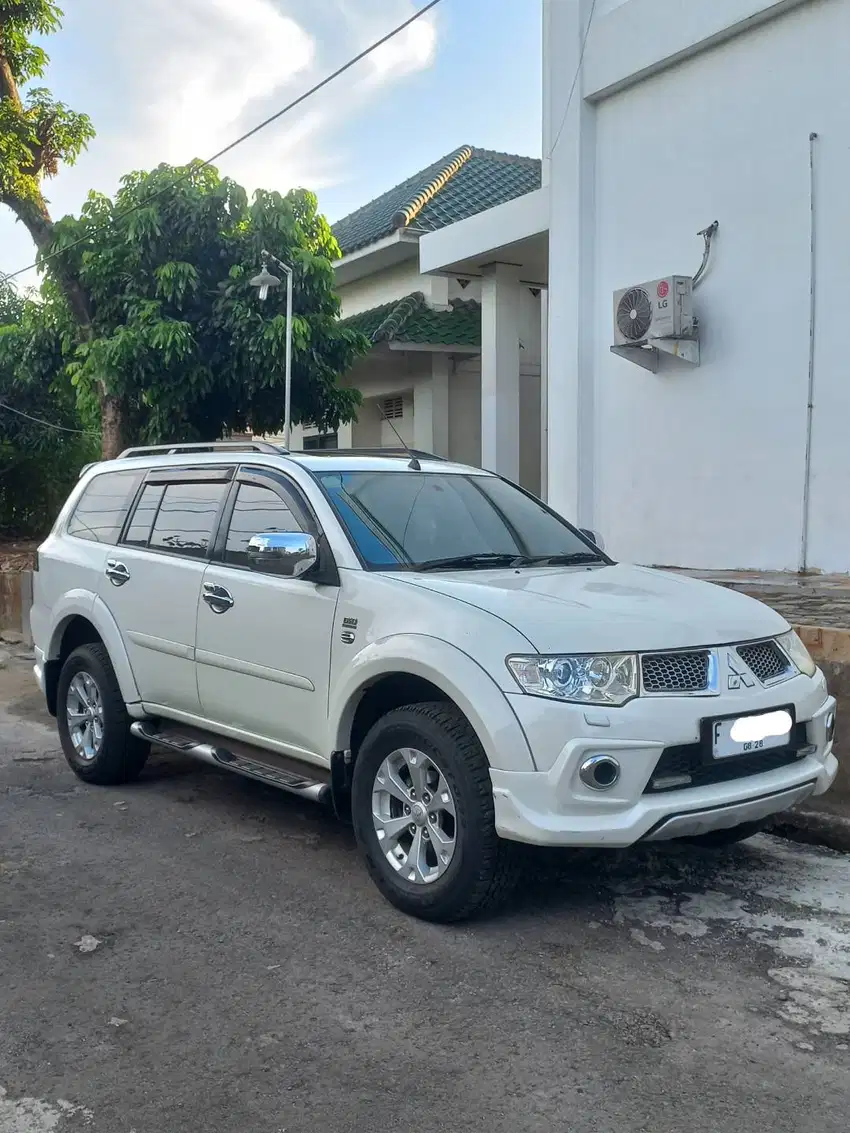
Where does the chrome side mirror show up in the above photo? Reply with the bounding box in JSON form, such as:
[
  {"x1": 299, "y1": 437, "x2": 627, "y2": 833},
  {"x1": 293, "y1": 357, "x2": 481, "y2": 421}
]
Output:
[
  {"x1": 580, "y1": 528, "x2": 605, "y2": 552},
  {"x1": 247, "y1": 532, "x2": 318, "y2": 578}
]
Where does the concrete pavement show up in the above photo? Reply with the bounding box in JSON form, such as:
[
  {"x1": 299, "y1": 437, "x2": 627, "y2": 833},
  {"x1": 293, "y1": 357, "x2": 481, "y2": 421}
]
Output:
[{"x1": 1, "y1": 656, "x2": 848, "y2": 1133}]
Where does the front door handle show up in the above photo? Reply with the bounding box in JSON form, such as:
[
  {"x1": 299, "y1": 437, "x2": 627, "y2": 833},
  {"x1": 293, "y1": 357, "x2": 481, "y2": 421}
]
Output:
[
  {"x1": 105, "y1": 559, "x2": 131, "y2": 586},
  {"x1": 202, "y1": 583, "x2": 234, "y2": 614}
]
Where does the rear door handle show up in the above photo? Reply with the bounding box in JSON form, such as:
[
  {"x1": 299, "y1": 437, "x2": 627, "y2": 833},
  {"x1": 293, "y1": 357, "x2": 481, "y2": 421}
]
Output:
[
  {"x1": 202, "y1": 583, "x2": 234, "y2": 614},
  {"x1": 105, "y1": 559, "x2": 131, "y2": 586}
]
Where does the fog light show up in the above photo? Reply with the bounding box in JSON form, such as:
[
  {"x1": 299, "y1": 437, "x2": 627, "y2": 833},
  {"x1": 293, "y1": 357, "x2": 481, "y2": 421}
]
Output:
[
  {"x1": 579, "y1": 754, "x2": 621, "y2": 791},
  {"x1": 826, "y1": 710, "x2": 836, "y2": 744}
]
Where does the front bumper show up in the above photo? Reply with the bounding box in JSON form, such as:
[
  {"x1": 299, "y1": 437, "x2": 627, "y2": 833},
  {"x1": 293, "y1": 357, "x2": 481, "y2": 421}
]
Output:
[{"x1": 492, "y1": 676, "x2": 837, "y2": 847}]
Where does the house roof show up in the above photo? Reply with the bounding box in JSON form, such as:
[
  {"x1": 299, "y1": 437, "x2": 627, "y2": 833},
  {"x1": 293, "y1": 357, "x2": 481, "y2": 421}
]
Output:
[
  {"x1": 333, "y1": 146, "x2": 542, "y2": 256},
  {"x1": 343, "y1": 292, "x2": 481, "y2": 348}
]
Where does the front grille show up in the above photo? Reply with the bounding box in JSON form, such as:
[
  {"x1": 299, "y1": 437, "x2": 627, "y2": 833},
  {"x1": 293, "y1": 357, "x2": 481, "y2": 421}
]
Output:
[
  {"x1": 737, "y1": 640, "x2": 792, "y2": 684},
  {"x1": 644, "y1": 721, "x2": 809, "y2": 793},
  {"x1": 642, "y1": 651, "x2": 710, "y2": 693}
]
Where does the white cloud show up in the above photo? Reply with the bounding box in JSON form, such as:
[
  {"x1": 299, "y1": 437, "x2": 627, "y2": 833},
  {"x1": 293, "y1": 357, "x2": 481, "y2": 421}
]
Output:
[{"x1": 1, "y1": 0, "x2": 439, "y2": 285}]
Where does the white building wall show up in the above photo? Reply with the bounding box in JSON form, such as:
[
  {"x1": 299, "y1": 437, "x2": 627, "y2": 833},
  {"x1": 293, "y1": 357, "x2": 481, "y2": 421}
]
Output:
[
  {"x1": 546, "y1": 0, "x2": 850, "y2": 572},
  {"x1": 337, "y1": 258, "x2": 434, "y2": 318}
]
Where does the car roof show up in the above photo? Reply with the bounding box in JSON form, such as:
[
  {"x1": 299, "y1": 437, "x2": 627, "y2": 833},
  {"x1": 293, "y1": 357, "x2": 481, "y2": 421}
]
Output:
[{"x1": 82, "y1": 450, "x2": 491, "y2": 478}]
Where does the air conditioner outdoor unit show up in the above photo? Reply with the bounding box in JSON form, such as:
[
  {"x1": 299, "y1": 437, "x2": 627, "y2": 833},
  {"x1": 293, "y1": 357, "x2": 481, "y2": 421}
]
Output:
[{"x1": 612, "y1": 275, "x2": 695, "y2": 346}]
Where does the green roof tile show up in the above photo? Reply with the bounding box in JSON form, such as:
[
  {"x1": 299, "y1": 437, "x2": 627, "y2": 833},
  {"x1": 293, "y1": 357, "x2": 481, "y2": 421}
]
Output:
[
  {"x1": 333, "y1": 146, "x2": 541, "y2": 256},
  {"x1": 343, "y1": 292, "x2": 481, "y2": 348}
]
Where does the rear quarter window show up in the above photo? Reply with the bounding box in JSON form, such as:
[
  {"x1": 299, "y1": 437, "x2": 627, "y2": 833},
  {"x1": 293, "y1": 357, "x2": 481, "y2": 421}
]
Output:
[{"x1": 66, "y1": 471, "x2": 142, "y2": 545}]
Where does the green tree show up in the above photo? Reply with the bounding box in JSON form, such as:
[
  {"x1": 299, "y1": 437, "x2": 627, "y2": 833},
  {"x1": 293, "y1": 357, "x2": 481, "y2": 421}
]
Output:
[
  {"x1": 0, "y1": 3, "x2": 111, "y2": 439},
  {"x1": 0, "y1": 278, "x2": 97, "y2": 535},
  {"x1": 1, "y1": 5, "x2": 365, "y2": 453},
  {"x1": 51, "y1": 162, "x2": 366, "y2": 443}
]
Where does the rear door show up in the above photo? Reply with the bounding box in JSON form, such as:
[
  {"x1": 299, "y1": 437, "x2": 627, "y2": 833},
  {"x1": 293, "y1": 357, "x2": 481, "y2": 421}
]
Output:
[
  {"x1": 98, "y1": 467, "x2": 232, "y2": 715},
  {"x1": 195, "y1": 467, "x2": 339, "y2": 764}
]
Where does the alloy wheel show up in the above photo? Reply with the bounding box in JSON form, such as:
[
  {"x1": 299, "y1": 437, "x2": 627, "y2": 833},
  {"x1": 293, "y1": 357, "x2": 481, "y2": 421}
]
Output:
[{"x1": 371, "y1": 746, "x2": 458, "y2": 884}]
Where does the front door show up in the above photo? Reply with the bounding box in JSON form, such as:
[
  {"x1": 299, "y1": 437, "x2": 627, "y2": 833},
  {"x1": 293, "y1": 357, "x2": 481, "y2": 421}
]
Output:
[
  {"x1": 195, "y1": 471, "x2": 339, "y2": 766},
  {"x1": 98, "y1": 470, "x2": 232, "y2": 714}
]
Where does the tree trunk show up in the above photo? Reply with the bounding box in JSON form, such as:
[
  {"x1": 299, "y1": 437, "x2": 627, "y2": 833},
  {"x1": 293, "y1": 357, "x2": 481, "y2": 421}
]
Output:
[{"x1": 100, "y1": 394, "x2": 127, "y2": 459}]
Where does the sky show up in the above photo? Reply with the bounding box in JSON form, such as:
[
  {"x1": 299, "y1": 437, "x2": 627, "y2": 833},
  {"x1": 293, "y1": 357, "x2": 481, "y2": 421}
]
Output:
[{"x1": 1, "y1": 0, "x2": 542, "y2": 290}]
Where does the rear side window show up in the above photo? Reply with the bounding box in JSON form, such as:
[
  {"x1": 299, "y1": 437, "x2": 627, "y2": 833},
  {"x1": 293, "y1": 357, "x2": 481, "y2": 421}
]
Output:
[
  {"x1": 67, "y1": 471, "x2": 141, "y2": 545},
  {"x1": 148, "y1": 481, "x2": 228, "y2": 558}
]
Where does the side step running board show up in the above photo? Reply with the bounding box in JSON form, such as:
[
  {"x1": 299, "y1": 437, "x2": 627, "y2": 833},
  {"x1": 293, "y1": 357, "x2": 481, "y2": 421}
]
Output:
[{"x1": 130, "y1": 722, "x2": 331, "y2": 804}]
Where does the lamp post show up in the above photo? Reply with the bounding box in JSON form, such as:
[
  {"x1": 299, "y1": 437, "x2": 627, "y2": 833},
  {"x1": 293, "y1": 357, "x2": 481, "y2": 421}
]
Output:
[{"x1": 249, "y1": 250, "x2": 294, "y2": 449}]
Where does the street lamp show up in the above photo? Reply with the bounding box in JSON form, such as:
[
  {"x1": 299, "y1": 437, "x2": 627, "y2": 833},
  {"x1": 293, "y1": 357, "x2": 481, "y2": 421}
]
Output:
[{"x1": 250, "y1": 250, "x2": 294, "y2": 449}]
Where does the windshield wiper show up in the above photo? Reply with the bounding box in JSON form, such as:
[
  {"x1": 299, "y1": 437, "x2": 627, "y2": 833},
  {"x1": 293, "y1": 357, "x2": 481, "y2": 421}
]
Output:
[
  {"x1": 411, "y1": 552, "x2": 525, "y2": 572},
  {"x1": 521, "y1": 551, "x2": 604, "y2": 566}
]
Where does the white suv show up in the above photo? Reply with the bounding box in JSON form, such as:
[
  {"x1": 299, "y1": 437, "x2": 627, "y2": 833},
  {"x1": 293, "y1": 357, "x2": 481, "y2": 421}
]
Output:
[{"x1": 31, "y1": 442, "x2": 838, "y2": 921}]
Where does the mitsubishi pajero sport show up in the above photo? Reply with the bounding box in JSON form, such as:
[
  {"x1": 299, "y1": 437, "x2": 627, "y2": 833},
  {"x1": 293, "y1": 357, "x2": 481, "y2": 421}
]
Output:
[{"x1": 31, "y1": 441, "x2": 838, "y2": 921}]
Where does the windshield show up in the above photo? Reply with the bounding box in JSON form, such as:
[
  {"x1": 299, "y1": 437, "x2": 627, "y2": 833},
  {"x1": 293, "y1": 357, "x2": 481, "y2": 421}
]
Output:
[{"x1": 315, "y1": 470, "x2": 603, "y2": 570}]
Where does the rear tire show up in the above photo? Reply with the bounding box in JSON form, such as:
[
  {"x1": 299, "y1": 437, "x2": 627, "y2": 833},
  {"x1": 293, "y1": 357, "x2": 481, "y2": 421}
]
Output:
[
  {"x1": 679, "y1": 819, "x2": 767, "y2": 848},
  {"x1": 57, "y1": 643, "x2": 149, "y2": 785},
  {"x1": 351, "y1": 702, "x2": 520, "y2": 923}
]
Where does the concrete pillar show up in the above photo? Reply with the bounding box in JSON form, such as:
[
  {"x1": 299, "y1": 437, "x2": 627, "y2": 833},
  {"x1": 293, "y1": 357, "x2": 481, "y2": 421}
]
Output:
[
  {"x1": 544, "y1": 0, "x2": 596, "y2": 526},
  {"x1": 413, "y1": 379, "x2": 433, "y2": 453},
  {"x1": 337, "y1": 418, "x2": 353, "y2": 449},
  {"x1": 413, "y1": 356, "x2": 450, "y2": 456},
  {"x1": 480, "y1": 263, "x2": 521, "y2": 480}
]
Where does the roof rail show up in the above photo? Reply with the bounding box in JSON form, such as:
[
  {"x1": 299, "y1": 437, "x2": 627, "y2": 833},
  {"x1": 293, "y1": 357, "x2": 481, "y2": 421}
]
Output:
[
  {"x1": 118, "y1": 440, "x2": 285, "y2": 459},
  {"x1": 296, "y1": 447, "x2": 447, "y2": 461}
]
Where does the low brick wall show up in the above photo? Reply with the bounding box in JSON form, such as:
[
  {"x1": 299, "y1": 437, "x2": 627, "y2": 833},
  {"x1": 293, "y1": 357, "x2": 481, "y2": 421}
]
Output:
[{"x1": 0, "y1": 570, "x2": 32, "y2": 643}]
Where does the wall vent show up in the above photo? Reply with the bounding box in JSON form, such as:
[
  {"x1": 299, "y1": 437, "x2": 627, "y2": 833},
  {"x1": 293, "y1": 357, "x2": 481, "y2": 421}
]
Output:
[{"x1": 382, "y1": 396, "x2": 404, "y2": 419}]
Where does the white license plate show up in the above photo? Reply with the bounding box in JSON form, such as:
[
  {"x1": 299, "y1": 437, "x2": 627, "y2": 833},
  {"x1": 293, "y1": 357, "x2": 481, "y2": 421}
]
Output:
[{"x1": 711, "y1": 709, "x2": 793, "y2": 760}]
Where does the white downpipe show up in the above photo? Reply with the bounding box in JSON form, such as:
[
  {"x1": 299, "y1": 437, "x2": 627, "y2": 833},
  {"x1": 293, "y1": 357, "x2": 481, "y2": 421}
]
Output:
[{"x1": 799, "y1": 131, "x2": 818, "y2": 574}]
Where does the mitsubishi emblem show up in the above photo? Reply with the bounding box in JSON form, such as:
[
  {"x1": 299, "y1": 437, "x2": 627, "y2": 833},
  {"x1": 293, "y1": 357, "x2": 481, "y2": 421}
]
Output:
[{"x1": 726, "y1": 651, "x2": 755, "y2": 690}]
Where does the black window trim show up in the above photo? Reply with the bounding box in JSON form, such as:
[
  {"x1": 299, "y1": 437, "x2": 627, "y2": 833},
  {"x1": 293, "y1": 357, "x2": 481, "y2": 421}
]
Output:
[
  {"x1": 209, "y1": 465, "x2": 340, "y2": 586},
  {"x1": 117, "y1": 465, "x2": 235, "y2": 561}
]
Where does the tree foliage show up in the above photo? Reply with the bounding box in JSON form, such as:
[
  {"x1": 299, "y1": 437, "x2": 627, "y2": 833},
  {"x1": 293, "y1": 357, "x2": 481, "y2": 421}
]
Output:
[
  {"x1": 49, "y1": 162, "x2": 367, "y2": 442},
  {"x1": 0, "y1": 2, "x2": 94, "y2": 219},
  {"x1": 0, "y1": 278, "x2": 96, "y2": 535},
  {"x1": 1, "y1": 5, "x2": 367, "y2": 460}
]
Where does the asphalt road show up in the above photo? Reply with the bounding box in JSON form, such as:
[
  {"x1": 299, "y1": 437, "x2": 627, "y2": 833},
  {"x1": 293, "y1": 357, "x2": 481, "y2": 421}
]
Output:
[{"x1": 1, "y1": 654, "x2": 849, "y2": 1133}]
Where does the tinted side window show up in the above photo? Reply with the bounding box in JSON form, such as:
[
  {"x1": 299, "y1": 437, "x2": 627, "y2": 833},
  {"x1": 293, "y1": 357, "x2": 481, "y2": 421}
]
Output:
[
  {"x1": 67, "y1": 471, "x2": 141, "y2": 544},
  {"x1": 149, "y1": 482, "x2": 227, "y2": 558},
  {"x1": 224, "y1": 483, "x2": 302, "y2": 567},
  {"x1": 123, "y1": 484, "x2": 165, "y2": 547}
]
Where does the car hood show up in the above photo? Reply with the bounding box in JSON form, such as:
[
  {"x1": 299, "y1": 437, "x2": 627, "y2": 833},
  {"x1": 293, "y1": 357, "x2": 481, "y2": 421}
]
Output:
[{"x1": 395, "y1": 563, "x2": 788, "y2": 654}]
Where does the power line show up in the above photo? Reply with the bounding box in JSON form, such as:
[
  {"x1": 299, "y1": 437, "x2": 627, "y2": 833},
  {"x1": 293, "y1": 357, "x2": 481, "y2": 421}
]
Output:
[
  {"x1": 547, "y1": 0, "x2": 597, "y2": 159},
  {"x1": 0, "y1": 400, "x2": 98, "y2": 435},
  {"x1": 2, "y1": 0, "x2": 444, "y2": 284}
]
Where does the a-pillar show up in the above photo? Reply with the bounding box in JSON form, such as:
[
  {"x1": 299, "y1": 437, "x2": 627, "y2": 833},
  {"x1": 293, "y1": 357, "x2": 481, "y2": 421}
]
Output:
[{"x1": 480, "y1": 262, "x2": 521, "y2": 480}]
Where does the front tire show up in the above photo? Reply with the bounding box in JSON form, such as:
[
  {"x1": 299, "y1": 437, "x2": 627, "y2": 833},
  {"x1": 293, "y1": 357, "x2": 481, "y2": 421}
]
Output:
[
  {"x1": 57, "y1": 643, "x2": 149, "y2": 785},
  {"x1": 351, "y1": 702, "x2": 520, "y2": 922}
]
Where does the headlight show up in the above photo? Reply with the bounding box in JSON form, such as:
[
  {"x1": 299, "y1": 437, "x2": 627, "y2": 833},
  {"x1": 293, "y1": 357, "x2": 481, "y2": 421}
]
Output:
[
  {"x1": 507, "y1": 653, "x2": 638, "y2": 706},
  {"x1": 778, "y1": 630, "x2": 817, "y2": 677}
]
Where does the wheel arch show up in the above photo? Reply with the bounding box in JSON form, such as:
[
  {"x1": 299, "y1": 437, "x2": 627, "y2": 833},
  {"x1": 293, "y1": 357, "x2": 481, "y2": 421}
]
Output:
[
  {"x1": 330, "y1": 635, "x2": 535, "y2": 774},
  {"x1": 44, "y1": 596, "x2": 140, "y2": 716}
]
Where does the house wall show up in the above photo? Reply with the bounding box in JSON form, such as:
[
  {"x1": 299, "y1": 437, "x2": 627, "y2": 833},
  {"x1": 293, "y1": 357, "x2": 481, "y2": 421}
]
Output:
[
  {"x1": 546, "y1": 0, "x2": 850, "y2": 572},
  {"x1": 337, "y1": 258, "x2": 433, "y2": 318}
]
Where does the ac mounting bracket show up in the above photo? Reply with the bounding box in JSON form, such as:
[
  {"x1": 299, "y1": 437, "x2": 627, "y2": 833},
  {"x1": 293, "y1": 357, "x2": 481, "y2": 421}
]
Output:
[{"x1": 610, "y1": 324, "x2": 701, "y2": 372}]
